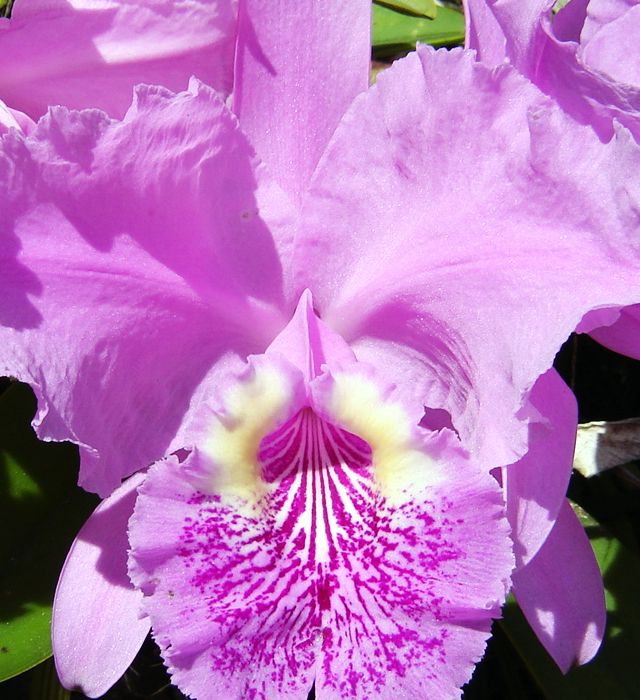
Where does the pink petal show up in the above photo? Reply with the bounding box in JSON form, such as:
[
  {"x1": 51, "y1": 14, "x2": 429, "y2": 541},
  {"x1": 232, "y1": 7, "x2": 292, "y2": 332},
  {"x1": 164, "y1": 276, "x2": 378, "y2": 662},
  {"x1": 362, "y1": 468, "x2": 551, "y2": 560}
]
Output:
[
  {"x1": 53, "y1": 472, "x2": 150, "y2": 697},
  {"x1": 512, "y1": 500, "x2": 606, "y2": 672},
  {"x1": 464, "y1": 0, "x2": 552, "y2": 71},
  {"x1": 589, "y1": 303, "x2": 640, "y2": 360},
  {"x1": 0, "y1": 82, "x2": 288, "y2": 495},
  {"x1": 0, "y1": 99, "x2": 34, "y2": 134},
  {"x1": 581, "y1": 4, "x2": 640, "y2": 85},
  {"x1": 579, "y1": 0, "x2": 638, "y2": 45},
  {"x1": 552, "y1": 0, "x2": 590, "y2": 42},
  {"x1": 294, "y1": 46, "x2": 640, "y2": 471},
  {"x1": 464, "y1": 0, "x2": 640, "y2": 141},
  {"x1": 463, "y1": 0, "x2": 507, "y2": 63},
  {"x1": 232, "y1": 0, "x2": 371, "y2": 205},
  {"x1": 504, "y1": 369, "x2": 578, "y2": 569},
  {"x1": 0, "y1": 0, "x2": 236, "y2": 120},
  {"x1": 266, "y1": 289, "x2": 357, "y2": 384}
]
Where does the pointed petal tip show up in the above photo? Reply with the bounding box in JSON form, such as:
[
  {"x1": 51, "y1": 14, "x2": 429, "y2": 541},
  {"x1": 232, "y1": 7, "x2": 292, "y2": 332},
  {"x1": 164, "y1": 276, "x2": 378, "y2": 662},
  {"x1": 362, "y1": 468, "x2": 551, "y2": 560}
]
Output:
[
  {"x1": 513, "y1": 501, "x2": 605, "y2": 673},
  {"x1": 53, "y1": 473, "x2": 150, "y2": 696}
]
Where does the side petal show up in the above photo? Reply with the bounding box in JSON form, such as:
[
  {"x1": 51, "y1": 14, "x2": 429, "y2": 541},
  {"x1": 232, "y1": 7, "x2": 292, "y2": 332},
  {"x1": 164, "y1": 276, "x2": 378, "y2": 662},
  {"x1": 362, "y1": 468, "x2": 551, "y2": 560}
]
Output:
[
  {"x1": 53, "y1": 472, "x2": 150, "y2": 697},
  {"x1": 505, "y1": 369, "x2": 577, "y2": 569},
  {"x1": 512, "y1": 500, "x2": 606, "y2": 671},
  {"x1": 295, "y1": 47, "x2": 640, "y2": 470},
  {"x1": 232, "y1": 0, "x2": 370, "y2": 205},
  {"x1": 0, "y1": 82, "x2": 288, "y2": 495},
  {"x1": 0, "y1": 0, "x2": 237, "y2": 120}
]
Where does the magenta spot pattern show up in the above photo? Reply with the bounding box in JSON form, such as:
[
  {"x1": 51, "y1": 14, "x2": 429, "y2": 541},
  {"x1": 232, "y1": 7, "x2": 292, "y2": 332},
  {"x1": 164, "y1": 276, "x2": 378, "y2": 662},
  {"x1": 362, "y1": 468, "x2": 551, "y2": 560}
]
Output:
[{"x1": 131, "y1": 406, "x2": 510, "y2": 699}]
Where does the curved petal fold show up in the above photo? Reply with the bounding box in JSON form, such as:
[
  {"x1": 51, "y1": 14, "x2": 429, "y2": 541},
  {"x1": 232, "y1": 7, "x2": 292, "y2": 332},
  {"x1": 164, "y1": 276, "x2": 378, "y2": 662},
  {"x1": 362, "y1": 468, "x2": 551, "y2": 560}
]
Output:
[
  {"x1": 53, "y1": 472, "x2": 150, "y2": 697},
  {"x1": 0, "y1": 98, "x2": 35, "y2": 135},
  {"x1": 512, "y1": 500, "x2": 606, "y2": 672},
  {"x1": 465, "y1": 0, "x2": 552, "y2": 74},
  {"x1": 588, "y1": 303, "x2": 640, "y2": 361},
  {"x1": 0, "y1": 0, "x2": 237, "y2": 120},
  {"x1": 464, "y1": 0, "x2": 640, "y2": 142}
]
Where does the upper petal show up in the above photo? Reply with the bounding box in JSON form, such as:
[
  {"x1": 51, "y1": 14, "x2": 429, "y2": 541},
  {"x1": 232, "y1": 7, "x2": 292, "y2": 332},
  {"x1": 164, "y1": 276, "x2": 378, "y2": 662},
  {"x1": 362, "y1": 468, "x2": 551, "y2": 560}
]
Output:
[
  {"x1": 293, "y1": 46, "x2": 640, "y2": 469},
  {"x1": 463, "y1": 0, "x2": 507, "y2": 63},
  {"x1": 232, "y1": 0, "x2": 370, "y2": 205},
  {"x1": 0, "y1": 0, "x2": 237, "y2": 119},
  {"x1": 464, "y1": 0, "x2": 553, "y2": 73}
]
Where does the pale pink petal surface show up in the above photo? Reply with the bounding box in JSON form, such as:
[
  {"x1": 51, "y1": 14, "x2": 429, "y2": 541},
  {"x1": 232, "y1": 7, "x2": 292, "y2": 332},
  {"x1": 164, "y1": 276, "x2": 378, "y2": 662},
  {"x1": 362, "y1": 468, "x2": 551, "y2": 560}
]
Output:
[
  {"x1": 53, "y1": 471, "x2": 150, "y2": 697},
  {"x1": 0, "y1": 0, "x2": 236, "y2": 119},
  {"x1": 232, "y1": 0, "x2": 370, "y2": 205},
  {"x1": 464, "y1": 0, "x2": 550, "y2": 72},
  {"x1": 580, "y1": 3, "x2": 640, "y2": 85},
  {"x1": 512, "y1": 500, "x2": 606, "y2": 671}
]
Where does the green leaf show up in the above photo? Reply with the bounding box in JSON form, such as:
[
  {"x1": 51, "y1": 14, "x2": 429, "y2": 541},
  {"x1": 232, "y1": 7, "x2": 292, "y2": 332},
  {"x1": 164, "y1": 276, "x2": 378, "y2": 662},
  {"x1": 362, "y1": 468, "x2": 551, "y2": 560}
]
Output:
[
  {"x1": 0, "y1": 0, "x2": 14, "y2": 18},
  {"x1": 500, "y1": 511, "x2": 640, "y2": 700},
  {"x1": 373, "y1": 0, "x2": 437, "y2": 20},
  {"x1": 372, "y1": 3, "x2": 465, "y2": 57},
  {"x1": 0, "y1": 381, "x2": 99, "y2": 682}
]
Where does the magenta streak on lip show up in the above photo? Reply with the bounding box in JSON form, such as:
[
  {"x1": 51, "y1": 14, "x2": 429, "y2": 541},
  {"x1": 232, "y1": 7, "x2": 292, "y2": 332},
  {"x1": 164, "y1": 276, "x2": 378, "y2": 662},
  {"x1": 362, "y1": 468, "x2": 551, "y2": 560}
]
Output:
[
  {"x1": 260, "y1": 407, "x2": 373, "y2": 572},
  {"x1": 164, "y1": 402, "x2": 488, "y2": 698}
]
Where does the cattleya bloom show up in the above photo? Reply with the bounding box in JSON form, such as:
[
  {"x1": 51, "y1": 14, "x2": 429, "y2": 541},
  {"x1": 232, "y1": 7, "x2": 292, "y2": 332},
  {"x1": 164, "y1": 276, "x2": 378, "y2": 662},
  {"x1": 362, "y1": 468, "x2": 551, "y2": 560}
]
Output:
[
  {"x1": 0, "y1": 0, "x2": 236, "y2": 132},
  {"x1": 3, "y1": 0, "x2": 640, "y2": 697}
]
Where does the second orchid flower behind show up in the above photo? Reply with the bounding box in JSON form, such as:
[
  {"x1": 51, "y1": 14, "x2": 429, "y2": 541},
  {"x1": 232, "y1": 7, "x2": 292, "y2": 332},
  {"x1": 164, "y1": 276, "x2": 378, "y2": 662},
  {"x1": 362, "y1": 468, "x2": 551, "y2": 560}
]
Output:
[{"x1": 3, "y1": 0, "x2": 640, "y2": 698}]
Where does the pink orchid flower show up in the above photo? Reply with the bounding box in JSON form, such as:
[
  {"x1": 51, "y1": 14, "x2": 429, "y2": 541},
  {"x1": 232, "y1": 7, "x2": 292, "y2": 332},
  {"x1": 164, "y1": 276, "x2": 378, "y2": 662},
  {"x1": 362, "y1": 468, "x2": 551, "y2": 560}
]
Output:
[
  {"x1": 0, "y1": 0, "x2": 236, "y2": 133},
  {"x1": 3, "y1": 1, "x2": 640, "y2": 697}
]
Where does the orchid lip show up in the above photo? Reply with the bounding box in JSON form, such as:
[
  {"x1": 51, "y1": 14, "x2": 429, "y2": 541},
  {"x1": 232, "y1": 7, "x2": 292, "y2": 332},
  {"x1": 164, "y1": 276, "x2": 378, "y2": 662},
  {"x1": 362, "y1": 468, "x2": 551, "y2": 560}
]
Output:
[{"x1": 128, "y1": 295, "x2": 513, "y2": 700}]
